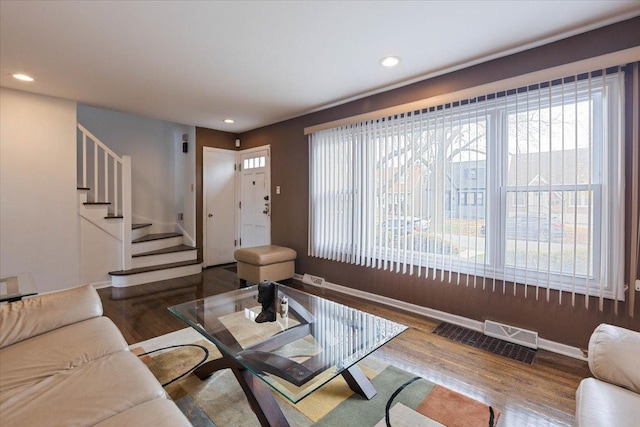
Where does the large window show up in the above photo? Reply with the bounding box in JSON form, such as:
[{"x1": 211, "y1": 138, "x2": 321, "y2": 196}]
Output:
[{"x1": 309, "y1": 67, "x2": 626, "y2": 302}]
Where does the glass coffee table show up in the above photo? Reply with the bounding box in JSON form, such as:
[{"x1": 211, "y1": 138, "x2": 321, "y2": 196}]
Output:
[
  {"x1": 169, "y1": 282, "x2": 407, "y2": 427},
  {"x1": 0, "y1": 273, "x2": 37, "y2": 303}
]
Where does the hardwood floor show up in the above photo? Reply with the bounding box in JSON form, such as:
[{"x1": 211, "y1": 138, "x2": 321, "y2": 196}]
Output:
[{"x1": 98, "y1": 265, "x2": 591, "y2": 426}]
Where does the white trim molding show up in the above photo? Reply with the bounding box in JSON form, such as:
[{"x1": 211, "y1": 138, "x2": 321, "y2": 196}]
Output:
[
  {"x1": 176, "y1": 223, "x2": 196, "y2": 247},
  {"x1": 304, "y1": 46, "x2": 640, "y2": 135},
  {"x1": 295, "y1": 272, "x2": 587, "y2": 361},
  {"x1": 91, "y1": 280, "x2": 113, "y2": 289}
]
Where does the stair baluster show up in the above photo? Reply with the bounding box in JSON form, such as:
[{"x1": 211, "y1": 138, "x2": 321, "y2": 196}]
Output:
[{"x1": 77, "y1": 123, "x2": 132, "y2": 271}]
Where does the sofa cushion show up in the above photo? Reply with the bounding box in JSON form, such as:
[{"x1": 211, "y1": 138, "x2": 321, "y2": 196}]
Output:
[
  {"x1": 93, "y1": 398, "x2": 191, "y2": 427},
  {"x1": 0, "y1": 351, "x2": 166, "y2": 427},
  {"x1": 576, "y1": 378, "x2": 640, "y2": 427},
  {"x1": 588, "y1": 323, "x2": 640, "y2": 394},
  {"x1": 0, "y1": 317, "x2": 127, "y2": 396},
  {"x1": 0, "y1": 285, "x2": 103, "y2": 349}
]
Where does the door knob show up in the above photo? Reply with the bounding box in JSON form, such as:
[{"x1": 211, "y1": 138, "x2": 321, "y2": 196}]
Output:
[{"x1": 208, "y1": 213, "x2": 213, "y2": 218}]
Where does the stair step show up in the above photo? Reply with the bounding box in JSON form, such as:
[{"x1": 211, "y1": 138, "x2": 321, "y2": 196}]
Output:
[
  {"x1": 131, "y1": 223, "x2": 152, "y2": 240},
  {"x1": 133, "y1": 244, "x2": 197, "y2": 258},
  {"x1": 77, "y1": 187, "x2": 90, "y2": 191},
  {"x1": 132, "y1": 223, "x2": 152, "y2": 230},
  {"x1": 83, "y1": 202, "x2": 111, "y2": 205},
  {"x1": 132, "y1": 233, "x2": 183, "y2": 254},
  {"x1": 131, "y1": 244, "x2": 198, "y2": 269},
  {"x1": 109, "y1": 259, "x2": 203, "y2": 276},
  {"x1": 132, "y1": 232, "x2": 182, "y2": 243},
  {"x1": 105, "y1": 215, "x2": 123, "y2": 219}
]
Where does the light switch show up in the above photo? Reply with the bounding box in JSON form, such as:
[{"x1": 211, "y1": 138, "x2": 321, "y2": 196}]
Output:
[{"x1": 276, "y1": 186, "x2": 281, "y2": 194}]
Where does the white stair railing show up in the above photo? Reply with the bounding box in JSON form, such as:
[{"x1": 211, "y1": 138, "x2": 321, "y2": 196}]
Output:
[
  {"x1": 77, "y1": 123, "x2": 132, "y2": 270},
  {"x1": 77, "y1": 124, "x2": 124, "y2": 213}
]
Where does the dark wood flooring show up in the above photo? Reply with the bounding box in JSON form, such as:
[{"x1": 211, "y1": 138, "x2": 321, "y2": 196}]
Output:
[{"x1": 98, "y1": 265, "x2": 591, "y2": 426}]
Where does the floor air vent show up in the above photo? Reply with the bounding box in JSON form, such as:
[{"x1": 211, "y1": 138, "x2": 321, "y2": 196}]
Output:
[
  {"x1": 433, "y1": 322, "x2": 537, "y2": 365},
  {"x1": 301, "y1": 274, "x2": 325, "y2": 287},
  {"x1": 484, "y1": 320, "x2": 538, "y2": 350}
]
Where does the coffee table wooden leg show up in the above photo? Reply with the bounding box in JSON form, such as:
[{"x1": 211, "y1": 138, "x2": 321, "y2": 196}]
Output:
[
  {"x1": 233, "y1": 368, "x2": 290, "y2": 427},
  {"x1": 193, "y1": 357, "x2": 237, "y2": 379},
  {"x1": 194, "y1": 356, "x2": 290, "y2": 426},
  {"x1": 342, "y1": 364, "x2": 377, "y2": 399}
]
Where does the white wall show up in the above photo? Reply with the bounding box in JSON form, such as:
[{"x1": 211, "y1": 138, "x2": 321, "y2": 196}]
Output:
[
  {"x1": 80, "y1": 218, "x2": 121, "y2": 286},
  {"x1": 77, "y1": 105, "x2": 195, "y2": 237},
  {"x1": 0, "y1": 88, "x2": 79, "y2": 293}
]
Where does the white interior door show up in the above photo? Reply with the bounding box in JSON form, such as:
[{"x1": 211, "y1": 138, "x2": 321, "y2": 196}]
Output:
[
  {"x1": 203, "y1": 148, "x2": 236, "y2": 266},
  {"x1": 239, "y1": 147, "x2": 271, "y2": 248}
]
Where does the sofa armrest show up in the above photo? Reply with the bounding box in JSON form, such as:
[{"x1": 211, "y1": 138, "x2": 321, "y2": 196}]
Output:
[
  {"x1": 588, "y1": 323, "x2": 640, "y2": 394},
  {"x1": 0, "y1": 284, "x2": 103, "y2": 349}
]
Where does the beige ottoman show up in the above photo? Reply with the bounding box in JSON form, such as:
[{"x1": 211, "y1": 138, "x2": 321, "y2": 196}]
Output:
[{"x1": 234, "y1": 245, "x2": 297, "y2": 284}]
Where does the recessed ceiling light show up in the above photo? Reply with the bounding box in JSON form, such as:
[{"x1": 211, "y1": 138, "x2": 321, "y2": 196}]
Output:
[
  {"x1": 12, "y1": 73, "x2": 34, "y2": 82},
  {"x1": 380, "y1": 56, "x2": 400, "y2": 67},
  {"x1": 223, "y1": 119, "x2": 235, "y2": 124}
]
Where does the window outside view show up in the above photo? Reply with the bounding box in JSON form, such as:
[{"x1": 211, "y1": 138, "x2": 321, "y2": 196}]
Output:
[{"x1": 310, "y1": 70, "x2": 624, "y2": 298}]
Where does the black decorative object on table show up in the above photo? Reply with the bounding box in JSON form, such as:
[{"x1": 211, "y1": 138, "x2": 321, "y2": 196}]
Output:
[{"x1": 255, "y1": 281, "x2": 277, "y2": 323}]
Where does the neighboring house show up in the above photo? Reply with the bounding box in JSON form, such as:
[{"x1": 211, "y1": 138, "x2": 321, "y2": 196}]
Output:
[
  {"x1": 447, "y1": 159, "x2": 487, "y2": 220},
  {"x1": 507, "y1": 148, "x2": 592, "y2": 224},
  {"x1": 379, "y1": 160, "x2": 488, "y2": 221}
]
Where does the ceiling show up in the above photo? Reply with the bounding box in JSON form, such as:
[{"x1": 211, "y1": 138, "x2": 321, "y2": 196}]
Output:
[{"x1": 2, "y1": 1, "x2": 639, "y2": 133}]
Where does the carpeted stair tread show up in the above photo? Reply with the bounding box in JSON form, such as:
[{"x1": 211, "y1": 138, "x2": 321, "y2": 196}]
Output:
[
  {"x1": 109, "y1": 259, "x2": 203, "y2": 276},
  {"x1": 133, "y1": 245, "x2": 197, "y2": 258},
  {"x1": 132, "y1": 232, "x2": 182, "y2": 243}
]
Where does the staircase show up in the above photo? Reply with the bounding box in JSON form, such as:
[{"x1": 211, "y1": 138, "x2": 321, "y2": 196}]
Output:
[
  {"x1": 77, "y1": 123, "x2": 202, "y2": 287},
  {"x1": 109, "y1": 225, "x2": 201, "y2": 287}
]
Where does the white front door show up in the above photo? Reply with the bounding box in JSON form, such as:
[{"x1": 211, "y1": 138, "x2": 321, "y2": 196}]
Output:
[
  {"x1": 239, "y1": 147, "x2": 271, "y2": 248},
  {"x1": 203, "y1": 148, "x2": 236, "y2": 266}
]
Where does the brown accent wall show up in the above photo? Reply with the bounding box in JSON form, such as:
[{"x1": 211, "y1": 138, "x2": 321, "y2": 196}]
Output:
[
  {"x1": 199, "y1": 17, "x2": 640, "y2": 348},
  {"x1": 195, "y1": 127, "x2": 238, "y2": 260}
]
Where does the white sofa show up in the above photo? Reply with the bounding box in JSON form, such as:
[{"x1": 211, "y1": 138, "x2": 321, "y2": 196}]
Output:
[
  {"x1": 575, "y1": 323, "x2": 640, "y2": 427},
  {"x1": 0, "y1": 285, "x2": 191, "y2": 427}
]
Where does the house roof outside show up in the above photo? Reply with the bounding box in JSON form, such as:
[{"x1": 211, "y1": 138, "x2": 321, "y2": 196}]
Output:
[{"x1": 508, "y1": 148, "x2": 591, "y2": 187}]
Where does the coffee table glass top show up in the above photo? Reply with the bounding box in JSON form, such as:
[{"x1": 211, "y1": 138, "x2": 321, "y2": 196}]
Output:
[
  {"x1": 169, "y1": 283, "x2": 407, "y2": 403},
  {"x1": 0, "y1": 273, "x2": 37, "y2": 303}
]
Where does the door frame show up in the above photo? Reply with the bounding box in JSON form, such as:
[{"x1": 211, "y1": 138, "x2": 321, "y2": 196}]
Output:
[
  {"x1": 238, "y1": 145, "x2": 271, "y2": 248},
  {"x1": 202, "y1": 144, "x2": 272, "y2": 267},
  {"x1": 202, "y1": 147, "x2": 237, "y2": 268}
]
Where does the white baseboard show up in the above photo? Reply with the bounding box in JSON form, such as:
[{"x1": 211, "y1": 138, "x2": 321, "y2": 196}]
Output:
[
  {"x1": 538, "y1": 338, "x2": 587, "y2": 360},
  {"x1": 111, "y1": 263, "x2": 202, "y2": 287},
  {"x1": 294, "y1": 272, "x2": 587, "y2": 361},
  {"x1": 176, "y1": 223, "x2": 196, "y2": 247},
  {"x1": 91, "y1": 280, "x2": 113, "y2": 289}
]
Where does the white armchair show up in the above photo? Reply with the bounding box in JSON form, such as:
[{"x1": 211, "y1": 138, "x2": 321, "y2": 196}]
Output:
[{"x1": 575, "y1": 323, "x2": 640, "y2": 426}]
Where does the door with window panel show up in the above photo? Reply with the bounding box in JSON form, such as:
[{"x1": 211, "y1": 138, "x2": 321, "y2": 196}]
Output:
[{"x1": 239, "y1": 149, "x2": 271, "y2": 248}]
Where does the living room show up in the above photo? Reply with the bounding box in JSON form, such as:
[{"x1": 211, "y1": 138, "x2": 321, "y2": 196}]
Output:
[{"x1": 1, "y1": 2, "x2": 640, "y2": 426}]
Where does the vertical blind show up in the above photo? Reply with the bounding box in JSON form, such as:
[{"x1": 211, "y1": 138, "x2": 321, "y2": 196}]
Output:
[{"x1": 309, "y1": 66, "x2": 629, "y2": 310}]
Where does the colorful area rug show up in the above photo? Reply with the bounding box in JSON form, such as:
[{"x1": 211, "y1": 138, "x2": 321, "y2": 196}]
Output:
[{"x1": 131, "y1": 328, "x2": 499, "y2": 427}]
